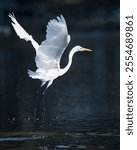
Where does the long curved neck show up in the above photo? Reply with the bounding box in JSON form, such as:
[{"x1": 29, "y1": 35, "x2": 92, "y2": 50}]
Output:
[{"x1": 60, "y1": 48, "x2": 78, "y2": 76}]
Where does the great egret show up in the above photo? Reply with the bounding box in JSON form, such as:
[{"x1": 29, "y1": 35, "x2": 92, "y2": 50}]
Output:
[{"x1": 9, "y1": 13, "x2": 92, "y2": 92}]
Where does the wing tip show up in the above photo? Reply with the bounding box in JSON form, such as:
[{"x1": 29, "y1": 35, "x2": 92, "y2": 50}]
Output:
[
  {"x1": 56, "y1": 14, "x2": 65, "y2": 22},
  {"x1": 8, "y1": 12, "x2": 15, "y2": 18},
  {"x1": 8, "y1": 12, "x2": 16, "y2": 24},
  {"x1": 60, "y1": 14, "x2": 65, "y2": 20}
]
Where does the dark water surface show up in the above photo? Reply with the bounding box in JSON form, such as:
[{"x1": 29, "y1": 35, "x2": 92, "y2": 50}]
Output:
[{"x1": 0, "y1": 32, "x2": 119, "y2": 149}]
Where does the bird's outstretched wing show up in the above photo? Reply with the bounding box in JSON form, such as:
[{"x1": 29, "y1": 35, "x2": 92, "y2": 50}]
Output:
[
  {"x1": 36, "y1": 15, "x2": 71, "y2": 70},
  {"x1": 9, "y1": 13, "x2": 39, "y2": 51}
]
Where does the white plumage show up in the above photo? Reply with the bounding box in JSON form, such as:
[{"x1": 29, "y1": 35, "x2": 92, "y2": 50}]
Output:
[
  {"x1": 9, "y1": 13, "x2": 92, "y2": 92},
  {"x1": 9, "y1": 13, "x2": 39, "y2": 51}
]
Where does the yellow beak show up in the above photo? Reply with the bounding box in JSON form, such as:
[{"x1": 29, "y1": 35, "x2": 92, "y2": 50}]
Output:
[{"x1": 81, "y1": 47, "x2": 92, "y2": 52}]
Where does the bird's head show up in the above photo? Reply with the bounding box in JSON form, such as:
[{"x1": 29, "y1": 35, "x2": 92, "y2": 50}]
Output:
[{"x1": 74, "y1": 46, "x2": 92, "y2": 52}]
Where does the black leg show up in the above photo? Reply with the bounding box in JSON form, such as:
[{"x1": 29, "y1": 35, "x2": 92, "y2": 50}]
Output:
[{"x1": 34, "y1": 83, "x2": 48, "y2": 123}]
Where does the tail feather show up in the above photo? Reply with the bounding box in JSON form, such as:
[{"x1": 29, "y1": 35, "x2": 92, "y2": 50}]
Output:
[{"x1": 28, "y1": 70, "x2": 38, "y2": 79}]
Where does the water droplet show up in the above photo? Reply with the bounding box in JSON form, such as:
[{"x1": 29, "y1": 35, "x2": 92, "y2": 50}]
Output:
[
  {"x1": 36, "y1": 118, "x2": 39, "y2": 121},
  {"x1": 27, "y1": 117, "x2": 30, "y2": 121},
  {"x1": 56, "y1": 116, "x2": 59, "y2": 119},
  {"x1": 12, "y1": 117, "x2": 15, "y2": 121}
]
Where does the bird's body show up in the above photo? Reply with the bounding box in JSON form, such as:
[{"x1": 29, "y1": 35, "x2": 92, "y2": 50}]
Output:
[{"x1": 9, "y1": 13, "x2": 92, "y2": 92}]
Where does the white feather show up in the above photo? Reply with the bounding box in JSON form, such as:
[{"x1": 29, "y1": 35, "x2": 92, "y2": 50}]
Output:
[{"x1": 9, "y1": 13, "x2": 39, "y2": 51}]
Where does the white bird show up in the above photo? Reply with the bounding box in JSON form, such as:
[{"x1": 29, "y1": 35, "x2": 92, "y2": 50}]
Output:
[{"x1": 9, "y1": 13, "x2": 92, "y2": 93}]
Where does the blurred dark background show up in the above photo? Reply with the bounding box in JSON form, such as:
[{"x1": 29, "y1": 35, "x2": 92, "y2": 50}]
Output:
[{"x1": 0, "y1": 0, "x2": 119, "y2": 149}]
